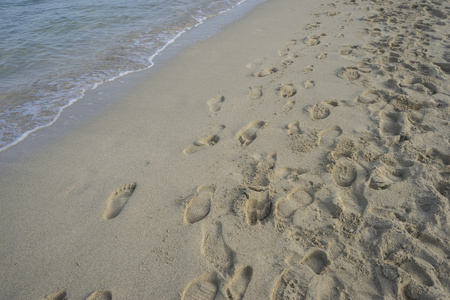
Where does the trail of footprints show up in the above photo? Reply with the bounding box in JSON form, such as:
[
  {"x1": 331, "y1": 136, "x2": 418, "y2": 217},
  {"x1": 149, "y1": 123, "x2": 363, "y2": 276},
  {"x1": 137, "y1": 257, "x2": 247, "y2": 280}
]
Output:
[
  {"x1": 179, "y1": 0, "x2": 450, "y2": 298},
  {"x1": 48, "y1": 0, "x2": 450, "y2": 298}
]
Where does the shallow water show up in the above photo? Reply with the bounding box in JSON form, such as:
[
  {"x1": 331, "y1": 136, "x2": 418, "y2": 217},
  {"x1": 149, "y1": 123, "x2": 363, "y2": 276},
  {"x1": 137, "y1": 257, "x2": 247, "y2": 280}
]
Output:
[{"x1": 0, "y1": 0, "x2": 247, "y2": 151}]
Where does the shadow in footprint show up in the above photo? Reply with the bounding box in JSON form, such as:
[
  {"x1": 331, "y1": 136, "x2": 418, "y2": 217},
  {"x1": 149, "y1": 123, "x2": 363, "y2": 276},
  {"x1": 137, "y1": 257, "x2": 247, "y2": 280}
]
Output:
[{"x1": 301, "y1": 249, "x2": 331, "y2": 275}]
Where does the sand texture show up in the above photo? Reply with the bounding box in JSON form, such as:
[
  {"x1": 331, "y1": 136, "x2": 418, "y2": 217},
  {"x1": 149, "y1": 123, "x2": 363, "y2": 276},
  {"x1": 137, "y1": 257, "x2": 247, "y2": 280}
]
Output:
[{"x1": 1, "y1": 0, "x2": 450, "y2": 299}]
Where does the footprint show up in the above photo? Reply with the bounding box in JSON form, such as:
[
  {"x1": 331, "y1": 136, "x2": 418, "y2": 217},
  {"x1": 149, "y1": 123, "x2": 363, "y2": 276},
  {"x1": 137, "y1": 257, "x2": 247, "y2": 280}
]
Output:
[
  {"x1": 182, "y1": 271, "x2": 219, "y2": 300},
  {"x1": 248, "y1": 152, "x2": 277, "y2": 189},
  {"x1": 103, "y1": 182, "x2": 136, "y2": 220},
  {"x1": 45, "y1": 290, "x2": 67, "y2": 300},
  {"x1": 357, "y1": 89, "x2": 387, "y2": 104},
  {"x1": 185, "y1": 185, "x2": 215, "y2": 224},
  {"x1": 184, "y1": 125, "x2": 225, "y2": 154},
  {"x1": 327, "y1": 11, "x2": 341, "y2": 16},
  {"x1": 368, "y1": 158, "x2": 410, "y2": 190},
  {"x1": 284, "y1": 100, "x2": 295, "y2": 113},
  {"x1": 275, "y1": 167, "x2": 308, "y2": 183},
  {"x1": 278, "y1": 40, "x2": 296, "y2": 56},
  {"x1": 207, "y1": 95, "x2": 225, "y2": 113},
  {"x1": 357, "y1": 62, "x2": 372, "y2": 73},
  {"x1": 201, "y1": 221, "x2": 235, "y2": 278},
  {"x1": 317, "y1": 126, "x2": 342, "y2": 148},
  {"x1": 254, "y1": 67, "x2": 277, "y2": 77},
  {"x1": 305, "y1": 65, "x2": 314, "y2": 72},
  {"x1": 279, "y1": 84, "x2": 297, "y2": 98},
  {"x1": 332, "y1": 160, "x2": 356, "y2": 187},
  {"x1": 305, "y1": 36, "x2": 321, "y2": 46},
  {"x1": 278, "y1": 47, "x2": 290, "y2": 57},
  {"x1": 245, "y1": 188, "x2": 271, "y2": 225},
  {"x1": 400, "y1": 259, "x2": 435, "y2": 287},
  {"x1": 301, "y1": 249, "x2": 331, "y2": 275},
  {"x1": 339, "y1": 47, "x2": 352, "y2": 56},
  {"x1": 306, "y1": 22, "x2": 321, "y2": 30},
  {"x1": 248, "y1": 86, "x2": 262, "y2": 100},
  {"x1": 86, "y1": 291, "x2": 112, "y2": 300},
  {"x1": 303, "y1": 80, "x2": 315, "y2": 89},
  {"x1": 282, "y1": 58, "x2": 294, "y2": 66},
  {"x1": 339, "y1": 66, "x2": 360, "y2": 80},
  {"x1": 271, "y1": 267, "x2": 314, "y2": 300},
  {"x1": 379, "y1": 111, "x2": 402, "y2": 135},
  {"x1": 310, "y1": 100, "x2": 338, "y2": 120},
  {"x1": 317, "y1": 53, "x2": 328, "y2": 60},
  {"x1": 287, "y1": 121, "x2": 301, "y2": 135},
  {"x1": 237, "y1": 121, "x2": 266, "y2": 147},
  {"x1": 369, "y1": 28, "x2": 382, "y2": 37},
  {"x1": 226, "y1": 266, "x2": 253, "y2": 300},
  {"x1": 275, "y1": 188, "x2": 313, "y2": 219}
]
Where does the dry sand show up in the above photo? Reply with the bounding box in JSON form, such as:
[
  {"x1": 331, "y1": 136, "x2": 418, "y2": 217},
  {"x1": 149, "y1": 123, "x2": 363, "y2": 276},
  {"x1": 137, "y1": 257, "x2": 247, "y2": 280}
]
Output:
[{"x1": 1, "y1": 0, "x2": 450, "y2": 299}]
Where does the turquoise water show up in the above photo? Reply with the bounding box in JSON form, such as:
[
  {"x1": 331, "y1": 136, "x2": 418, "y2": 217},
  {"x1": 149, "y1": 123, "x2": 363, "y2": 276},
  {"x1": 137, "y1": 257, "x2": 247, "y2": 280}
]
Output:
[{"x1": 0, "y1": 0, "x2": 247, "y2": 151}]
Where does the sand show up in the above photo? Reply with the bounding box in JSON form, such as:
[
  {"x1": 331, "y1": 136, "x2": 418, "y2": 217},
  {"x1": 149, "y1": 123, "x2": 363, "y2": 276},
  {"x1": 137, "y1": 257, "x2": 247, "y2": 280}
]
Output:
[{"x1": 1, "y1": 0, "x2": 450, "y2": 299}]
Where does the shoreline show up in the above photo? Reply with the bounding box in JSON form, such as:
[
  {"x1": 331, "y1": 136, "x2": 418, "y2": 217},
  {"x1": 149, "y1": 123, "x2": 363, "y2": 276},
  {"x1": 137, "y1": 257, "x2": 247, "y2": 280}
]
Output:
[
  {"x1": 1, "y1": 0, "x2": 450, "y2": 299},
  {"x1": 0, "y1": 0, "x2": 266, "y2": 156}
]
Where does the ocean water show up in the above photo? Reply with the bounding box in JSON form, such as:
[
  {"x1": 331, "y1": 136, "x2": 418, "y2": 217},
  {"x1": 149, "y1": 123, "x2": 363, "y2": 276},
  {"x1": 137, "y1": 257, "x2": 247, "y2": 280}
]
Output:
[{"x1": 0, "y1": 0, "x2": 248, "y2": 152}]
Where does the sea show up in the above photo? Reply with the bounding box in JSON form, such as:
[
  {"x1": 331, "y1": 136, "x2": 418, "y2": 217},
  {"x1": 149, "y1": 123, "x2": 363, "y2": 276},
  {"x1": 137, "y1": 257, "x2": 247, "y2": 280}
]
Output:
[{"x1": 0, "y1": 0, "x2": 257, "y2": 152}]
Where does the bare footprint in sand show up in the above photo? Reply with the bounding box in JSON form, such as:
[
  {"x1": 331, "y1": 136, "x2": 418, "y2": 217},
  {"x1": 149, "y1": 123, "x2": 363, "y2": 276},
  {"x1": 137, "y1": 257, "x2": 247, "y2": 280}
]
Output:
[
  {"x1": 278, "y1": 40, "x2": 296, "y2": 56},
  {"x1": 226, "y1": 266, "x2": 253, "y2": 300},
  {"x1": 184, "y1": 185, "x2": 215, "y2": 224},
  {"x1": 284, "y1": 100, "x2": 295, "y2": 113},
  {"x1": 305, "y1": 36, "x2": 321, "y2": 46},
  {"x1": 86, "y1": 291, "x2": 112, "y2": 300},
  {"x1": 237, "y1": 121, "x2": 266, "y2": 147},
  {"x1": 317, "y1": 53, "x2": 327, "y2": 60},
  {"x1": 275, "y1": 188, "x2": 313, "y2": 219},
  {"x1": 182, "y1": 271, "x2": 219, "y2": 300},
  {"x1": 317, "y1": 126, "x2": 342, "y2": 148},
  {"x1": 254, "y1": 67, "x2": 277, "y2": 77},
  {"x1": 207, "y1": 95, "x2": 225, "y2": 113},
  {"x1": 248, "y1": 152, "x2": 277, "y2": 189},
  {"x1": 248, "y1": 86, "x2": 262, "y2": 100},
  {"x1": 310, "y1": 100, "x2": 338, "y2": 120},
  {"x1": 379, "y1": 111, "x2": 402, "y2": 135},
  {"x1": 184, "y1": 125, "x2": 225, "y2": 154},
  {"x1": 45, "y1": 289, "x2": 67, "y2": 300},
  {"x1": 339, "y1": 66, "x2": 360, "y2": 80},
  {"x1": 103, "y1": 182, "x2": 136, "y2": 219},
  {"x1": 279, "y1": 84, "x2": 297, "y2": 98},
  {"x1": 303, "y1": 80, "x2": 315, "y2": 89},
  {"x1": 306, "y1": 21, "x2": 321, "y2": 30},
  {"x1": 287, "y1": 121, "x2": 302, "y2": 135},
  {"x1": 332, "y1": 160, "x2": 356, "y2": 187},
  {"x1": 301, "y1": 249, "x2": 331, "y2": 275},
  {"x1": 201, "y1": 221, "x2": 235, "y2": 278}
]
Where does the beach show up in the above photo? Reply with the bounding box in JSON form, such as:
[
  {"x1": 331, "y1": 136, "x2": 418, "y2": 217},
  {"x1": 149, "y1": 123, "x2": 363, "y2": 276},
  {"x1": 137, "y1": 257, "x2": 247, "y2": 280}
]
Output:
[{"x1": 1, "y1": 0, "x2": 450, "y2": 299}]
